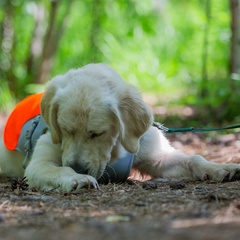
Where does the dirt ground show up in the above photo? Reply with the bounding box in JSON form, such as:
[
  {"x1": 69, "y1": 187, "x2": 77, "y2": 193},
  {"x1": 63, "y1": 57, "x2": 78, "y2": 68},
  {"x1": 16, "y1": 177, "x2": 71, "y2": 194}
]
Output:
[{"x1": 0, "y1": 113, "x2": 240, "y2": 240}]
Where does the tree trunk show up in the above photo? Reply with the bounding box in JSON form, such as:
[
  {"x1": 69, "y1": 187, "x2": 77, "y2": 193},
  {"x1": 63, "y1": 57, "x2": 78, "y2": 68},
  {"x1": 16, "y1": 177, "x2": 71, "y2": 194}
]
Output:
[
  {"x1": 229, "y1": 0, "x2": 240, "y2": 79},
  {"x1": 200, "y1": 0, "x2": 211, "y2": 98},
  {"x1": 0, "y1": 2, "x2": 17, "y2": 95},
  {"x1": 25, "y1": 4, "x2": 45, "y2": 79},
  {"x1": 35, "y1": 0, "x2": 73, "y2": 84},
  {"x1": 89, "y1": 0, "x2": 103, "y2": 62}
]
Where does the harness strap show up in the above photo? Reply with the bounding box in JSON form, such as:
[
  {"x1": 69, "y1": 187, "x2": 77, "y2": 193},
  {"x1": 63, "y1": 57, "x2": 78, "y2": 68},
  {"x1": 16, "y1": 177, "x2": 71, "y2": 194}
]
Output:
[
  {"x1": 16, "y1": 115, "x2": 49, "y2": 168},
  {"x1": 153, "y1": 122, "x2": 240, "y2": 133}
]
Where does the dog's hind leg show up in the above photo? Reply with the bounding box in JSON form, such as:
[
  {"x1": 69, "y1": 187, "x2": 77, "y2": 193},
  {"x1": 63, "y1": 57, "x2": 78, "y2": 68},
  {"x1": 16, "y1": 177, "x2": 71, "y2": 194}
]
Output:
[{"x1": 0, "y1": 139, "x2": 25, "y2": 177}]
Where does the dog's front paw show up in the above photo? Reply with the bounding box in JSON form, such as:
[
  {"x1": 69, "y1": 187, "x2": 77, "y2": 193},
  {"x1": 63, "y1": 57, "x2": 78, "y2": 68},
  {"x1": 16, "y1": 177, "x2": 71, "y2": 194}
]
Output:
[
  {"x1": 204, "y1": 165, "x2": 240, "y2": 182},
  {"x1": 219, "y1": 164, "x2": 240, "y2": 182},
  {"x1": 60, "y1": 174, "x2": 99, "y2": 192},
  {"x1": 190, "y1": 155, "x2": 240, "y2": 182}
]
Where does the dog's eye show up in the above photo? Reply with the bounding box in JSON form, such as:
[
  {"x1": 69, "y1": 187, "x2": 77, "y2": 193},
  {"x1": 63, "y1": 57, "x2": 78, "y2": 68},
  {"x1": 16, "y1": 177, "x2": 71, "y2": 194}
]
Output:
[{"x1": 89, "y1": 131, "x2": 104, "y2": 139}]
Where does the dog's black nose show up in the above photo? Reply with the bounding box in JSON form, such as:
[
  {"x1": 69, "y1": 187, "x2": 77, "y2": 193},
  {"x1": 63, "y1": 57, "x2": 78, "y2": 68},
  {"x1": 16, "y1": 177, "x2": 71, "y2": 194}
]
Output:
[{"x1": 69, "y1": 163, "x2": 88, "y2": 175}]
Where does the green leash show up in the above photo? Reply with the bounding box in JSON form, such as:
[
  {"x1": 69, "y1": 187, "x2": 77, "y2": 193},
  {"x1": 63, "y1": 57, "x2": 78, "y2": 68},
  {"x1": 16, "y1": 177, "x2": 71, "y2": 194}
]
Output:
[{"x1": 153, "y1": 122, "x2": 240, "y2": 133}]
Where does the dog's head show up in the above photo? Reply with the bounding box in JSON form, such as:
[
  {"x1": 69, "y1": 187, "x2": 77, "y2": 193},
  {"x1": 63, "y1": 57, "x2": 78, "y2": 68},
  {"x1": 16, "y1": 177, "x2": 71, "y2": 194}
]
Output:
[{"x1": 41, "y1": 63, "x2": 153, "y2": 179}]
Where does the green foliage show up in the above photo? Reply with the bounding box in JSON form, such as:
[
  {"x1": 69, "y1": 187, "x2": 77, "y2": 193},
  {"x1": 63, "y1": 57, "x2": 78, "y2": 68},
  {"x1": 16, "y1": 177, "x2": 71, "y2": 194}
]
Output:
[
  {"x1": 0, "y1": 0, "x2": 239, "y2": 123},
  {"x1": 0, "y1": 81, "x2": 15, "y2": 110}
]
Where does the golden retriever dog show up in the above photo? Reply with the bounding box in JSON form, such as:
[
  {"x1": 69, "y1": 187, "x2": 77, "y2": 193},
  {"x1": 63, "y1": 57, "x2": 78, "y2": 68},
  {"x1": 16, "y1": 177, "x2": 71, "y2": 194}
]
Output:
[{"x1": 0, "y1": 63, "x2": 240, "y2": 192}]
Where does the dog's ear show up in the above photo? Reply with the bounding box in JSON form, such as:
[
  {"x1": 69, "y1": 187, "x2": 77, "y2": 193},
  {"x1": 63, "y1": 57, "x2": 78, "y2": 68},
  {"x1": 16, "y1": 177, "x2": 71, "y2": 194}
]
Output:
[
  {"x1": 41, "y1": 84, "x2": 62, "y2": 144},
  {"x1": 111, "y1": 86, "x2": 153, "y2": 153}
]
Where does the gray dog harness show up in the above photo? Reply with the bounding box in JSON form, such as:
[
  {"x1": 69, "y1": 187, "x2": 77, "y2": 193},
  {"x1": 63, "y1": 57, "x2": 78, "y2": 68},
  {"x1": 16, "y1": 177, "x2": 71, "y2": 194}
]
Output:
[{"x1": 17, "y1": 115, "x2": 133, "y2": 184}]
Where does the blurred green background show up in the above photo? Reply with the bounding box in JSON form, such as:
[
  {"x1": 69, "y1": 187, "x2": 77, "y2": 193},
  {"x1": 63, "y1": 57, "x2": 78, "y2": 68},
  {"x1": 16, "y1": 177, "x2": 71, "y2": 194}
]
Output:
[{"x1": 0, "y1": 0, "x2": 240, "y2": 126}]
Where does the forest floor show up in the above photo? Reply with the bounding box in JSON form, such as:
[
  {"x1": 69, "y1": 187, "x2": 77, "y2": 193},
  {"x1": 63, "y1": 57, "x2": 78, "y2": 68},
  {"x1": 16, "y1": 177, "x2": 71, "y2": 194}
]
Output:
[{"x1": 0, "y1": 112, "x2": 240, "y2": 240}]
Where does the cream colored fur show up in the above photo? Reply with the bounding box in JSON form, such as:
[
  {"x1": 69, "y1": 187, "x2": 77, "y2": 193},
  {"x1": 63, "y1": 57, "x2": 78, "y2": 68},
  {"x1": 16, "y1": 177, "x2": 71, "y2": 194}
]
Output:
[{"x1": 0, "y1": 63, "x2": 240, "y2": 192}]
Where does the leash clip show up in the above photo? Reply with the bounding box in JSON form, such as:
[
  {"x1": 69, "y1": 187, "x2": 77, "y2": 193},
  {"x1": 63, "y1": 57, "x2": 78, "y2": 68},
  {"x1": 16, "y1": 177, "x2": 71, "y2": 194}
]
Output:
[{"x1": 153, "y1": 122, "x2": 169, "y2": 132}]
